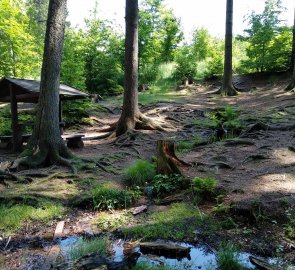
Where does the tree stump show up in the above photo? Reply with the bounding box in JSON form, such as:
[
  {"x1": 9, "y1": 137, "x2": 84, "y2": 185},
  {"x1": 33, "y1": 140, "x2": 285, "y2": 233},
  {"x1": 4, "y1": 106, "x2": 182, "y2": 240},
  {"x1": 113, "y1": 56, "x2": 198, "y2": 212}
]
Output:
[{"x1": 156, "y1": 140, "x2": 189, "y2": 175}]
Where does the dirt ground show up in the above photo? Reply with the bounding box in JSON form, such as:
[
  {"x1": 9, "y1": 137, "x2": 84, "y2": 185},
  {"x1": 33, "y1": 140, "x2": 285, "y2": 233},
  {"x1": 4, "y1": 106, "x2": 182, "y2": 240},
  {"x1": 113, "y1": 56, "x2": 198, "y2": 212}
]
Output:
[{"x1": 1, "y1": 73, "x2": 295, "y2": 269}]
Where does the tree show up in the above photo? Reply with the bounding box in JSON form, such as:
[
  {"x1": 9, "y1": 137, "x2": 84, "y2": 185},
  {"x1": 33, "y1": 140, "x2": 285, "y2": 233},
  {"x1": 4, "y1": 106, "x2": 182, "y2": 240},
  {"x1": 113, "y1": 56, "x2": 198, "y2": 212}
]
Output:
[
  {"x1": 0, "y1": 0, "x2": 40, "y2": 78},
  {"x1": 291, "y1": 8, "x2": 295, "y2": 72},
  {"x1": 286, "y1": 57, "x2": 295, "y2": 90},
  {"x1": 83, "y1": 19, "x2": 124, "y2": 96},
  {"x1": 113, "y1": 0, "x2": 168, "y2": 136},
  {"x1": 12, "y1": 0, "x2": 75, "y2": 172},
  {"x1": 219, "y1": 0, "x2": 238, "y2": 96},
  {"x1": 241, "y1": 0, "x2": 290, "y2": 72}
]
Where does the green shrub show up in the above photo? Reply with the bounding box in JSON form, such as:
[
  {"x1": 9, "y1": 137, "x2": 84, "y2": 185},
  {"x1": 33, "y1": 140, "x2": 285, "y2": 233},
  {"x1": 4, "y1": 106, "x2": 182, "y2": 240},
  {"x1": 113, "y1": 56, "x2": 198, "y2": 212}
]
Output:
[
  {"x1": 69, "y1": 237, "x2": 107, "y2": 261},
  {"x1": 63, "y1": 99, "x2": 94, "y2": 126},
  {"x1": 192, "y1": 176, "x2": 217, "y2": 195},
  {"x1": 92, "y1": 186, "x2": 139, "y2": 211},
  {"x1": 217, "y1": 245, "x2": 246, "y2": 270},
  {"x1": 123, "y1": 160, "x2": 156, "y2": 187},
  {"x1": 151, "y1": 174, "x2": 188, "y2": 198}
]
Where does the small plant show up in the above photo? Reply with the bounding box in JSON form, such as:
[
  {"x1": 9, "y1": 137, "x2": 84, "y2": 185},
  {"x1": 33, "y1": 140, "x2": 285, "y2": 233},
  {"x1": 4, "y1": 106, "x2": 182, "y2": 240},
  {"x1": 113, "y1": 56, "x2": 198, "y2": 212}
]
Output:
[
  {"x1": 217, "y1": 245, "x2": 246, "y2": 270},
  {"x1": 92, "y1": 185, "x2": 140, "y2": 211},
  {"x1": 213, "y1": 203, "x2": 230, "y2": 215},
  {"x1": 68, "y1": 237, "x2": 107, "y2": 261},
  {"x1": 192, "y1": 176, "x2": 217, "y2": 195},
  {"x1": 151, "y1": 174, "x2": 188, "y2": 198},
  {"x1": 123, "y1": 159, "x2": 156, "y2": 187}
]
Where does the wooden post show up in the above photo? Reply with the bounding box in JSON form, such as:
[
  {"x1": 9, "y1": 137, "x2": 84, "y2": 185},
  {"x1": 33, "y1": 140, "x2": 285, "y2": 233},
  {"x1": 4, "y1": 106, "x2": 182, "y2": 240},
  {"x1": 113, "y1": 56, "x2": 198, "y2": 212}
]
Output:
[
  {"x1": 9, "y1": 84, "x2": 21, "y2": 152},
  {"x1": 59, "y1": 99, "x2": 63, "y2": 135}
]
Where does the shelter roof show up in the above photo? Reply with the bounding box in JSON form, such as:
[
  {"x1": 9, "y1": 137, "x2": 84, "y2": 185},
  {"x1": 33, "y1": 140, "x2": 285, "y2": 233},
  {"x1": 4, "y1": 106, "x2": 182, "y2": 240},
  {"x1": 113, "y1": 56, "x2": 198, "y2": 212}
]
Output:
[{"x1": 0, "y1": 77, "x2": 88, "y2": 103}]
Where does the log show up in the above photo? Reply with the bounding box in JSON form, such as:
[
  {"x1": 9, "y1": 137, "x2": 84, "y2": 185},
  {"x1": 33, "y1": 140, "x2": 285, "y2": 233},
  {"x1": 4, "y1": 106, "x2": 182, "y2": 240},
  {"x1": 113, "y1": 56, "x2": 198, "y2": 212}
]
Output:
[
  {"x1": 140, "y1": 242, "x2": 190, "y2": 259},
  {"x1": 156, "y1": 140, "x2": 189, "y2": 175},
  {"x1": 249, "y1": 256, "x2": 282, "y2": 270},
  {"x1": 131, "y1": 205, "x2": 148, "y2": 215}
]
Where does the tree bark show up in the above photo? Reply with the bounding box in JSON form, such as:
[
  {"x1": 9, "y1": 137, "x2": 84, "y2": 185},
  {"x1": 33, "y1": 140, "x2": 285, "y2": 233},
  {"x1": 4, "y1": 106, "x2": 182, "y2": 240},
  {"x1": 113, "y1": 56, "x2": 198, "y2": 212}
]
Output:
[
  {"x1": 11, "y1": 0, "x2": 75, "y2": 173},
  {"x1": 116, "y1": 0, "x2": 140, "y2": 136},
  {"x1": 219, "y1": 0, "x2": 238, "y2": 96},
  {"x1": 291, "y1": 8, "x2": 295, "y2": 72},
  {"x1": 286, "y1": 56, "x2": 295, "y2": 90}
]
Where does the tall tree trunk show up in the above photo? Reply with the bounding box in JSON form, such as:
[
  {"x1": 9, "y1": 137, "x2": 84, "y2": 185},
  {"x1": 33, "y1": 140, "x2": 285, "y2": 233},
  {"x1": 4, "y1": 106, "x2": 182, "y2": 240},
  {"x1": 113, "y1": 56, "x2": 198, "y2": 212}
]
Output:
[
  {"x1": 116, "y1": 0, "x2": 140, "y2": 136},
  {"x1": 286, "y1": 52, "x2": 295, "y2": 90},
  {"x1": 12, "y1": 0, "x2": 75, "y2": 172},
  {"x1": 291, "y1": 8, "x2": 295, "y2": 72},
  {"x1": 219, "y1": 0, "x2": 238, "y2": 96}
]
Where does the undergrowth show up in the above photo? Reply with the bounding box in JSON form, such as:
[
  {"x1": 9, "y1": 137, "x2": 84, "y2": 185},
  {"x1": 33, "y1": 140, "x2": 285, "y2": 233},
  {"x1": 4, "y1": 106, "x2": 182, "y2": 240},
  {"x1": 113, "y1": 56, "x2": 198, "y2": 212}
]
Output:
[{"x1": 92, "y1": 185, "x2": 140, "y2": 211}]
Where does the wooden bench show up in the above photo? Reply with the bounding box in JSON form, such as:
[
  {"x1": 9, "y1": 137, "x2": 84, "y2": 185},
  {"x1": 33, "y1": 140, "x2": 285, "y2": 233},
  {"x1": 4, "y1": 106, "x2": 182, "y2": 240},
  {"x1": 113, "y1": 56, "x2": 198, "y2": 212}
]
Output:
[
  {"x1": 0, "y1": 134, "x2": 85, "y2": 149},
  {"x1": 62, "y1": 134, "x2": 85, "y2": 149},
  {"x1": 0, "y1": 134, "x2": 31, "y2": 149}
]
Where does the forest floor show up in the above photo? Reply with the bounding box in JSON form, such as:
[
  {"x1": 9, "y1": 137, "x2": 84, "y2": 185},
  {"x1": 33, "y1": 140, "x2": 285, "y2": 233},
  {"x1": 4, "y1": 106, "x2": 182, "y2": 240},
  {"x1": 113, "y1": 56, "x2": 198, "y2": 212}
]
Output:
[{"x1": 0, "y1": 72, "x2": 295, "y2": 269}]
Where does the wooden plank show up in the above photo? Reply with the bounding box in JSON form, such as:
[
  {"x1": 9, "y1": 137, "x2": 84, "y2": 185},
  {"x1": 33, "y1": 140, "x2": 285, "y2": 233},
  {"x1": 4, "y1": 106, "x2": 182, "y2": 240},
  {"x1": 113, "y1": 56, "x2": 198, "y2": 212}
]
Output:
[
  {"x1": 53, "y1": 221, "x2": 65, "y2": 239},
  {"x1": 43, "y1": 221, "x2": 65, "y2": 270}
]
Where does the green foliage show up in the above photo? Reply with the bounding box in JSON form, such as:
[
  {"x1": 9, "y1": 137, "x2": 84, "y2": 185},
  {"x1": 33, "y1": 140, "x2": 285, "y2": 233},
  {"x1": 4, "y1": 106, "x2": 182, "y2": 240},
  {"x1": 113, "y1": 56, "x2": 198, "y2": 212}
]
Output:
[
  {"x1": 62, "y1": 100, "x2": 94, "y2": 126},
  {"x1": 69, "y1": 237, "x2": 107, "y2": 261},
  {"x1": 217, "y1": 245, "x2": 246, "y2": 270},
  {"x1": 123, "y1": 160, "x2": 156, "y2": 187},
  {"x1": 0, "y1": 200, "x2": 64, "y2": 236},
  {"x1": 192, "y1": 176, "x2": 217, "y2": 195},
  {"x1": 92, "y1": 185, "x2": 139, "y2": 211},
  {"x1": 151, "y1": 174, "x2": 188, "y2": 198},
  {"x1": 61, "y1": 27, "x2": 86, "y2": 90},
  {"x1": 208, "y1": 106, "x2": 243, "y2": 137},
  {"x1": 83, "y1": 19, "x2": 124, "y2": 96},
  {"x1": 124, "y1": 203, "x2": 203, "y2": 240},
  {"x1": 0, "y1": 106, "x2": 34, "y2": 135},
  {"x1": 139, "y1": 0, "x2": 183, "y2": 67},
  {"x1": 240, "y1": 0, "x2": 291, "y2": 72},
  {"x1": 0, "y1": 0, "x2": 40, "y2": 78}
]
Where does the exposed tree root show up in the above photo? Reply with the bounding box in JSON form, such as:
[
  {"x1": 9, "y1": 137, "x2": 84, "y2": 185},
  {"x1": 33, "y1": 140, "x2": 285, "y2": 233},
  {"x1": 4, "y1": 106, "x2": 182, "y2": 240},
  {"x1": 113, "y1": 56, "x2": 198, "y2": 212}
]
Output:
[
  {"x1": 10, "y1": 142, "x2": 77, "y2": 174},
  {"x1": 285, "y1": 82, "x2": 295, "y2": 91},
  {"x1": 93, "y1": 113, "x2": 173, "y2": 142},
  {"x1": 215, "y1": 85, "x2": 239, "y2": 96},
  {"x1": 0, "y1": 169, "x2": 33, "y2": 184}
]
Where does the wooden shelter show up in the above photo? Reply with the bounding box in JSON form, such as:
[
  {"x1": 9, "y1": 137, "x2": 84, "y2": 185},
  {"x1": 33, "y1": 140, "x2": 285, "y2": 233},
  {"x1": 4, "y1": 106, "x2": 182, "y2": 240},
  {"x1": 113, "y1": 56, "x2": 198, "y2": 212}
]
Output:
[{"x1": 0, "y1": 77, "x2": 88, "y2": 151}]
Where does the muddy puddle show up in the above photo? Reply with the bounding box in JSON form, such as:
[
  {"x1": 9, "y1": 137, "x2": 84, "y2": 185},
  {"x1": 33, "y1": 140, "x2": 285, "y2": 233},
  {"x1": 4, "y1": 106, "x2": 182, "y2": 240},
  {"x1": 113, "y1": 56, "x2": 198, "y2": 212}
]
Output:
[
  {"x1": 59, "y1": 236, "x2": 281, "y2": 270},
  {"x1": 1, "y1": 235, "x2": 291, "y2": 269}
]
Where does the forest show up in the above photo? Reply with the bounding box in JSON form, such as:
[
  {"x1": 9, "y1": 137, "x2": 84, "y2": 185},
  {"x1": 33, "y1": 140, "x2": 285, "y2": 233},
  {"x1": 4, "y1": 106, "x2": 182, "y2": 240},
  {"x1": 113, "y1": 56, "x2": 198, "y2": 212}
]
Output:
[{"x1": 0, "y1": 0, "x2": 295, "y2": 269}]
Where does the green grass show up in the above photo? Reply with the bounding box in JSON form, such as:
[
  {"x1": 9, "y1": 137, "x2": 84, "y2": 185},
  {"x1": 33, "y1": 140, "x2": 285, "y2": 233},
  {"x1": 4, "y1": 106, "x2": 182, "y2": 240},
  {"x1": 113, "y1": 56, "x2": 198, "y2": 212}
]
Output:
[
  {"x1": 0, "y1": 200, "x2": 64, "y2": 236},
  {"x1": 176, "y1": 135, "x2": 201, "y2": 153},
  {"x1": 123, "y1": 203, "x2": 216, "y2": 241},
  {"x1": 123, "y1": 159, "x2": 156, "y2": 187},
  {"x1": 69, "y1": 237, "x2": 107, "y2": 261},
  {"x1": 217, "y1": 245, "x2": 246, "y2": 270}
]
